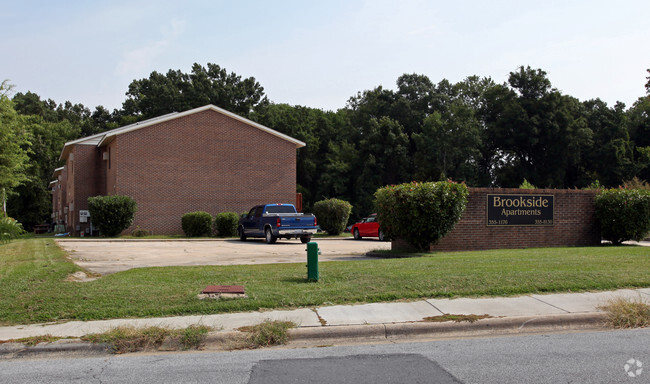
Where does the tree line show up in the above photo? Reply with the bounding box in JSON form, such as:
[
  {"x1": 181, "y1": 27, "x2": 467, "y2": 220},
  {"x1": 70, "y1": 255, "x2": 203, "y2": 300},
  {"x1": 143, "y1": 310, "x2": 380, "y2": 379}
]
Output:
[{"x1": 1, "y1": 64, "x2": 649, "y2": 229}]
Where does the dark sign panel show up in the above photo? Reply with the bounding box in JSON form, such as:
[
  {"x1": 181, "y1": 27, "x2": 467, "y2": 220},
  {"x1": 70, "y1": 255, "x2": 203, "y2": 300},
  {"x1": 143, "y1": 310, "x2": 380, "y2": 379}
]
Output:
[{"x1": 486, "y1": 194, "x2": 554, "y2": 226}]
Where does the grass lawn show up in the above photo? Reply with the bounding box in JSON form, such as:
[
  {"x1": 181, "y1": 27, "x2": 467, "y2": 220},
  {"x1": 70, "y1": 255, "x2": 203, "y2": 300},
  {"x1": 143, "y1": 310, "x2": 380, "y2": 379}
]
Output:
[{"x1": 0, "y1": 238, "x2": 648, "y2": 325}]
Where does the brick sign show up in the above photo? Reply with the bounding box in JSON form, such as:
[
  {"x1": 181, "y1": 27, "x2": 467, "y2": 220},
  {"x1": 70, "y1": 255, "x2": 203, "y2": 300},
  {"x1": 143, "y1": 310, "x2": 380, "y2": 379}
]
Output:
[{"x1": 487, "y1": 194, "x2": 554, "y2": 226}]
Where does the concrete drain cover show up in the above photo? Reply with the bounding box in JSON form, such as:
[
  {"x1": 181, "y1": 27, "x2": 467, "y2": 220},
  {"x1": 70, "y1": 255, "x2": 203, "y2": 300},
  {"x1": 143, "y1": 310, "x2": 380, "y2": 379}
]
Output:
[{"x1": 198, "y1": 285, "x2": 247, "y2": 299}]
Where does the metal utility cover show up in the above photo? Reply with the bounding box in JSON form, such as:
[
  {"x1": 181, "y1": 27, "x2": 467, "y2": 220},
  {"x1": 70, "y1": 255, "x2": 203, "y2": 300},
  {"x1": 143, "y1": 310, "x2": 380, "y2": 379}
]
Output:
[{"x1": 202, "y1": 285, "x2": 245, "y2": 294}]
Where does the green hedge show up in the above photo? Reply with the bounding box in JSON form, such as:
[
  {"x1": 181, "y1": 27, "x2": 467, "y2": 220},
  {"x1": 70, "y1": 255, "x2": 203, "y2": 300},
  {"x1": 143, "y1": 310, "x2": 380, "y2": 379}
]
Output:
[
  {"x1": 87, "y1": 195, "x2": 137, "y2": 237},
  {"x1": 375, "y1": 181, "x2": 468, "y2": 251},
  {"x1": 181, "y1": 211, "x2": 213, "y2": 237},
  {"x1": 312, "y1": 198, "x2": 352, "y2": 235},
  {"x1": 595, "y1": 188, "x2": 650, "y2": 245},
  {"x1": 214, "y1": 212, "x2": 239, "y2": 237}
]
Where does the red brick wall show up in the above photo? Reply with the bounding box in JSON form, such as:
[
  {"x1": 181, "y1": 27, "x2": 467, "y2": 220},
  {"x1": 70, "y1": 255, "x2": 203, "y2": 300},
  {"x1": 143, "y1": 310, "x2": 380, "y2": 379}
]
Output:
[
  {"x1": 112, "y1": 109, "x2": 297, "y2": 235},
  {"x1": 67, "y1": 145, "x2": 106, "y2": 235},
  {"x1": 105, "y1": 141, "x2": 117, "y2": 196},
  {"x1": 393, "y1": 188, "x2": 601, "y2": 252},
  {"x1": 59, "y1": 168, "x2": 67, "y2": 225}
]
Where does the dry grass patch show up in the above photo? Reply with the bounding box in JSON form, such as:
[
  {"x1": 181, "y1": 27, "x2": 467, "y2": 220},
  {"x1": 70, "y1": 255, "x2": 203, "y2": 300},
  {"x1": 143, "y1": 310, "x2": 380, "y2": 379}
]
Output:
[
  {"x1": 235, "y1": 320, "x2": 296, "y2": 349},
  {"x1": 82, "y1": 325, "x2": 213, "y2": 353},
  {"x1": 600, "y1": 297, "x2": 650, "y2": 328},
  {"x1": 0, "y1": 334, "x2": 66, "y2": 346}
]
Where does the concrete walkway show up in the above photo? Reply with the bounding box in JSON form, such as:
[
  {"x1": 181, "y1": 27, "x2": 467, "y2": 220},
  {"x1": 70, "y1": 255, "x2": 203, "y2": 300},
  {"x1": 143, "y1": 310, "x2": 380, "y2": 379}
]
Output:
[{"x1": 1, "y1": 288, "x2": 648, "y2": 341}]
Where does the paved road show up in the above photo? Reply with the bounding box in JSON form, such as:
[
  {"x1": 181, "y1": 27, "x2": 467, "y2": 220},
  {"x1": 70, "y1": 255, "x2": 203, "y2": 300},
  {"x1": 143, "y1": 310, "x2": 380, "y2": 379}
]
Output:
[
  {"x1": 1, "y1": 329, "x2": 648, "y2": 383},
  {"x1": 57, "y1": 238, "x2": 391, "y2": 275}
]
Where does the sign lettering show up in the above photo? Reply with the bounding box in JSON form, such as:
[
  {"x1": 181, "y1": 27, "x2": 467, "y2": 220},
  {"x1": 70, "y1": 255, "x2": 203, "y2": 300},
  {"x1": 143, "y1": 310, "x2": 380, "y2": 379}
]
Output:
[{"x1": 486, "y1": 194, "x2": 554, "y2": 226}]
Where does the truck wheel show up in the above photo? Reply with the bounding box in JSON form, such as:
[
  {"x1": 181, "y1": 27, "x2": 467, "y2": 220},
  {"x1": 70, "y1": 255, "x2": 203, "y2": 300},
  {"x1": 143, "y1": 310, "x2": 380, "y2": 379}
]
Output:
[
  {"x1": 300, "y1": 236, "x2": 311, "y2": 243},
  {"x1": 378, "y1": 229, "x2": 386, "y2": 242},
  {"x1": 238, "y1": 226, "x2": 247, "y2": 241},
  {"x1": 265, "y1": 227, "x2": 277, "y2": 244},
  {"x1": 353, "y1": 228, "x2": 362, "y2": 240}
]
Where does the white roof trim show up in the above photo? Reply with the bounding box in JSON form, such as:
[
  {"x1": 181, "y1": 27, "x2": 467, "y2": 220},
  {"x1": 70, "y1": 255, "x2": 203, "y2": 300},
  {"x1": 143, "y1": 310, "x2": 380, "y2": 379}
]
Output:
[
  {"x1": 96, "y1": 105, "x2": 305, "y2": 148},
  {"x1": 52, "y1": 166, "x2": 65, "y2": 178}
]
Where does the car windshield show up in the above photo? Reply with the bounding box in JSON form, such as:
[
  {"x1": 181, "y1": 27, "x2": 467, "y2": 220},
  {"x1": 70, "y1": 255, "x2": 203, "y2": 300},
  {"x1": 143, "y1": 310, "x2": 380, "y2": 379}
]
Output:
[{"x1": 265, "y1": 205, "x2": 296, "y2": 214}]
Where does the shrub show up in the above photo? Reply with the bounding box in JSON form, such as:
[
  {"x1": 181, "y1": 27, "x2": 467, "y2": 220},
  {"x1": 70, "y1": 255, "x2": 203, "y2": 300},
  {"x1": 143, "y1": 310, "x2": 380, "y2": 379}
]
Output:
[
  {"x1": 0, "y1": 216, "x2": 25, "y2": 244},
  {"x1": 623, "y1": 177, "x2": 650, "y2": 190},
  {"x1": 131, "y1": 226, "x2": 151, "y2": 237},
  {"x1": 595, "y1": 188, "x2": 650, "y2": 245},
  {"x1": 181, "y1": 211, "x2": 213, "y2": 237},
  {"x1": 519, "y1": 179, "x2": 536, "y2": 189},
  {"x1": 87, "y1": 195, "x2": 137, "y2": 237},
  {"x1": 375, "y1": 181, "x2": 469, "y2": 251},
  {"x1": 312, "y1": 198, "x2": 352, "y2": 235},
  {"x1": 214, "y1": 212, "x2": 239, "y2": 237}
]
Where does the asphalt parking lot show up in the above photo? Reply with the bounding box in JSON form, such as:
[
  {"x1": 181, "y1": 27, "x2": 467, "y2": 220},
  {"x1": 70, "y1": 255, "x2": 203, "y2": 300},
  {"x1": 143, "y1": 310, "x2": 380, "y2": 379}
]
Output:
[{"x1": 56, "y1": 238, "x2": 391, "y2": 275}]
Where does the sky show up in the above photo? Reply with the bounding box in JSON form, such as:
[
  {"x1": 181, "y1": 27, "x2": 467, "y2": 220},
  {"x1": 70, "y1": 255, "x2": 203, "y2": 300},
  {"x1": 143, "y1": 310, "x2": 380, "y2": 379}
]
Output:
[{"x1": 1, "y1": 0, "x2": 649, "y2": 112}]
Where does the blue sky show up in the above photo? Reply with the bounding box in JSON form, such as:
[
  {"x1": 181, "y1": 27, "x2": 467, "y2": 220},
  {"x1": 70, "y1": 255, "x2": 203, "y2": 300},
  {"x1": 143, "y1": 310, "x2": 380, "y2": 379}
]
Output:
[{"x1": 2, "y1": 1, "x2": 649, "y2": 111}]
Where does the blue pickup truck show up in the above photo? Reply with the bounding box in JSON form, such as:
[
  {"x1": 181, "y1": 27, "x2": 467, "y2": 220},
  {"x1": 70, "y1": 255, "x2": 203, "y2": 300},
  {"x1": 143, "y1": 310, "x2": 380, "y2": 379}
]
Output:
[{"x1": 238, "y1": 204, "x2": 317, "y2": 244}]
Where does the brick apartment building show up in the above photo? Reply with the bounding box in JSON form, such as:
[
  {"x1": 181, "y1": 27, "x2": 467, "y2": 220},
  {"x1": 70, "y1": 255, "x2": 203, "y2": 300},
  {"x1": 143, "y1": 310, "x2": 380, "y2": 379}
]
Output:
[{"x1": 50, "y1": 105, "x2": 305, "y2": 236}]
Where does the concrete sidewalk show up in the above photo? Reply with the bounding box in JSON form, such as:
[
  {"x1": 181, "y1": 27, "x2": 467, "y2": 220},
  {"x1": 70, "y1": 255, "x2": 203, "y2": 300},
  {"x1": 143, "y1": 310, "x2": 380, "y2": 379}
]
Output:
[{"x1": 1, "y1": 288, "x2": 648, "y2": 343}]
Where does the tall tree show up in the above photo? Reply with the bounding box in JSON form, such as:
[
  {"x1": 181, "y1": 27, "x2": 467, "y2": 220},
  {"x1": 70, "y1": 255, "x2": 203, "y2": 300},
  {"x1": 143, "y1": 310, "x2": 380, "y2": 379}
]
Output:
[
  {"x1": 483, "y1": 66, "x2": 592, "y2": 187},
  {"x1": 353, "y1": 117, "x2": 409, "y2": 215},
  {"x1": 412, "y1": 101, "x2": 482, "y2": 183},
  {"x1": 122, "y1": 63, "x2": 268, "y2": 119},
  {"x1": 626, "y1": 96, "x2": 650, "y2": 181},
  {"x1": 0, "y1": 81, "x2": 31, "y2": 216},
  {"x1": 581, "y1": 99, "x2": 633, "y2": 186}
]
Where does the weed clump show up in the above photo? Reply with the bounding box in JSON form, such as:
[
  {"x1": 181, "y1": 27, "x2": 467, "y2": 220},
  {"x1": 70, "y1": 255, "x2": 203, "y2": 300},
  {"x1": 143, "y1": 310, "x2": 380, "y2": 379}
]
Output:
[{"x1": 600, "y1": 297, "x2": 650, "y2": 328}]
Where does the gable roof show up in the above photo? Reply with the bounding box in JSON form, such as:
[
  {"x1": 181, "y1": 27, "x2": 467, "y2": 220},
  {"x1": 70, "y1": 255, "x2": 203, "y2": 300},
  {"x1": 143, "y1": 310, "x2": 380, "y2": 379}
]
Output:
[{"x1": 59, "y1": 105, "x2": 305, "y2": 160}]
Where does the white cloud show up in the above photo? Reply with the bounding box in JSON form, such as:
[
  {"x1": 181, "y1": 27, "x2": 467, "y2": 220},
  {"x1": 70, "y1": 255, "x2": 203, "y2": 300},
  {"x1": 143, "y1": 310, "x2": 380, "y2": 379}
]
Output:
[{"x1": 115, "y1": 18, "x2": 186, "y2": 77}]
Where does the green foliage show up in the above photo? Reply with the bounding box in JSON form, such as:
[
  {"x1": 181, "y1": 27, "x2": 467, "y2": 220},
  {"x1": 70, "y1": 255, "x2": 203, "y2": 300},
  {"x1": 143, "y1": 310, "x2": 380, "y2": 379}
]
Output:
[
  {"x1": 312, "y1": 198, "x2": 353, "y2": 235},
  {"x1": 584, "y1": 180, "x2": 603, "y2": 190},
  {"x1": 7, "y1": 116, "x2": 79, "y2": 230},
  {"x1": 0, "y1": 86, "x2": 31, "y2": 196},
  {"x1": 181, "y1": 211, "x2": 213, "y2": 237},
  {"x1": 595, "y1": 188, "x2": 650, "y2": 245},
  {"x1": 484, "y1": 66, "x2": 594, "y2": 188},
  {"x1": 519, "y1": 179, "x2": 536, "y2": 189},
  {"x1": 87, "y1": 195, "x2": 138, "y2": 237},
  {"x1": 375, "y1": 181, "x2": 469, "y2": 251},
  {"x1": 0, "y1": 217, "x2": 25, "y2": 244},
  {"x1": 122, "y1": 63, "x2": 268, "y2": 119},
  {"x1": 213, "y1": 212, "x2": 239, "y2": 237}
]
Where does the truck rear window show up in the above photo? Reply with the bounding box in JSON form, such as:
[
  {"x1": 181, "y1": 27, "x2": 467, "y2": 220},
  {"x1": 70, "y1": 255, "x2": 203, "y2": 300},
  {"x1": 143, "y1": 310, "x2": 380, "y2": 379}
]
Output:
[{"x1": 265, "y1": 205, "x2": 296, "y2": 214}]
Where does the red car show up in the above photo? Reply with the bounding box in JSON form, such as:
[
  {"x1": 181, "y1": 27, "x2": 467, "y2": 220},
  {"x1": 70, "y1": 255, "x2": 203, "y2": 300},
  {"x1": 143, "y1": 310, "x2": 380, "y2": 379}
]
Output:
[{"x1": 350, "y1": 214, "x2": 387, "y2": 241}]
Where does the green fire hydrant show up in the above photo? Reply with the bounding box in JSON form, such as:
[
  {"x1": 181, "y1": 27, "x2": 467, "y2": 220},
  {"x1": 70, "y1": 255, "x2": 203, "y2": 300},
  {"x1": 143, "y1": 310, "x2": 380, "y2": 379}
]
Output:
[{"x1": 306, "y1": 241, "x2": 320, "y2": 282}]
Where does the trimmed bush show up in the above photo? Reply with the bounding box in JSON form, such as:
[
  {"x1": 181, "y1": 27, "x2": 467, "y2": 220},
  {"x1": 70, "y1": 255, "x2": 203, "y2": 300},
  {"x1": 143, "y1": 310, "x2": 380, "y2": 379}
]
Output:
[
  {"x1": 88, "y1": 195, "x2": 137, "y2": 237},
  {"x1": 214, "y1": 212, "x2": 239, "y2": 237},
  {"x1": 181, "y1": 211, "x2": 213, "y2": 237},
  {"x1": 0, "y1": 217, "x2": 25, "y2": 244},
  {"x1": 312, "y1": 198, "x2": 353, "y2": 235},
  {"x1": 375, "y1": 181, "x2": 469, "y2": 251},
  {"x1": 595, "y1": 188, "x2": 650, "y2": 245}
]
